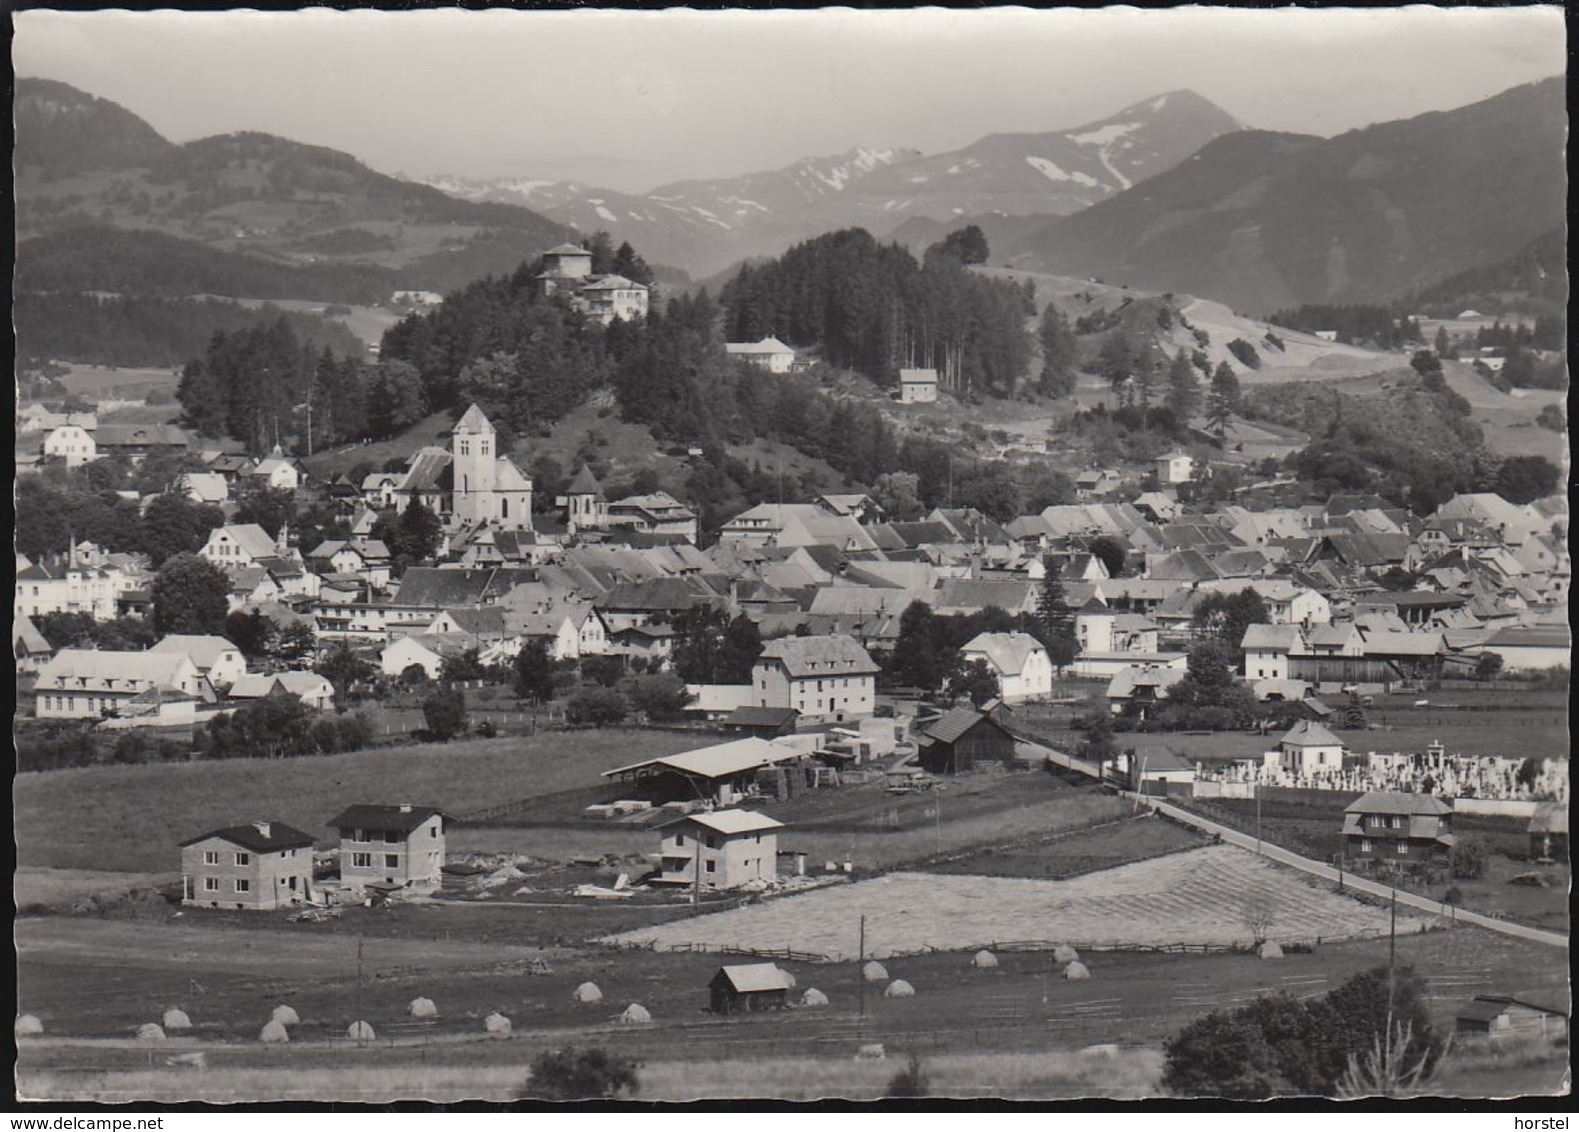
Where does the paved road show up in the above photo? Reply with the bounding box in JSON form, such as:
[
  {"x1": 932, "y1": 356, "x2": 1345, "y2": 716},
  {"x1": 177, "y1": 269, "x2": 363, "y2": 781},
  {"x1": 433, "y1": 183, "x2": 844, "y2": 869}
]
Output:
[{"x1": 1127, "y1": 792, "x2": 1569, "y2": 951}]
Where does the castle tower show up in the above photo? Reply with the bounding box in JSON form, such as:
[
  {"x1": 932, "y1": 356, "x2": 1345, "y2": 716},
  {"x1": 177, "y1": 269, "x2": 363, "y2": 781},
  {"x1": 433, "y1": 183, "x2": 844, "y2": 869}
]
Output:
[
  {"x1": 451, "y1": 404, "x2": 499, "y2": 527},
  {"x1": 565, "y1": 464, "x2": 608, "y2": 535}
]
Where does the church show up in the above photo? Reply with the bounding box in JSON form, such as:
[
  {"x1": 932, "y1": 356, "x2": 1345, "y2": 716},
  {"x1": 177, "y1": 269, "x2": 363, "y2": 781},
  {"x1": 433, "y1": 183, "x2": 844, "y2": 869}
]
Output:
[{"x1": 390, "y1": 405, "x2": 534, "y2": 532}]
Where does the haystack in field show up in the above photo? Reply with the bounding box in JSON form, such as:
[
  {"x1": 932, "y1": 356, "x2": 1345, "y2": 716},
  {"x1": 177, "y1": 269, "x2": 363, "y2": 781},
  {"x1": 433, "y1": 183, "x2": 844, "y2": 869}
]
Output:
[
  {"x1": 484, "y1": 1012, "x2": 511, "y2": 1036},
  {"x1": 884, "y1": 979, "x2": 915, "y2": 998},
  {"x1": 1258, "y1": 941, "x2": 1284, "y2": 959},
  {"x1": 271, "y1": 1004, "x2": 300, "y2": 1026},
  {"x1": 972, "y1": 949, "x2": 998, "y2": 969},
  {"x1": 259, "y1": 1020, "x2": 290, "y2": 1044},
  {"x1": 800, "y1": 988, "x2": 829, "y2": 1007},
  {"x1": 573, "y1": 981, "x2": 603, "y2": 1004},
  {"x1": 1063, "y1": 961, "x2": 1091, "y2": 981},
  {"x1": 1053, "y1": 944, "x2": 1079, "y2": 964},
  {"x1": 15, "y1": 1014, "x2": 43, "y2": 1037},
  {"x1": 407, "y1": 997, "x2": 438, "y2": 1018},
  {"x1": 162, "y1": 1009, "x2": 192, "y2": 1031},
  {"x1": 347, "y1": 1020, "x2": 376, "y2": 1041},
  {"x1": 862, "y1": 960, "x2": 888, "y2": 983},
  {"x1": 618, "y1": 1003, "x2": 652, "y2": 1024},
  {"x1": 137, "y1": 1023, "x2": 166, "y2": 1041}
]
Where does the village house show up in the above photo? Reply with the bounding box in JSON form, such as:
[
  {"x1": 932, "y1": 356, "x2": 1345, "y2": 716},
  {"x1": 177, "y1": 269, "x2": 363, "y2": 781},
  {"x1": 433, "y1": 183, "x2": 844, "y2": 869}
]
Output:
[
  {"x1": 34, "y1": 649, "x2": 214, "y2": 721},
  {"x1": 177, "y1": 471, "x2": 230, "y2": 506},
  {"x1": 14, "y1": 543, "x2": 133, "y2": 621},
  {"x1": 180, "y1": 821, "x2": 317, "y2": 910},
  {"x1": 380, "y1": 632, "x2": 476, "y2": 680},
  {"x1": 149, "y1": 634, "x2": 249, "y2": 690},
  {"x1": 248, "y1": 450, "x2": 301, "y2": 492},
  {"x1": 1128, "y1": 747, "x2": 1197, "y2": 796},
  {"x1": 13, "y1": 614, "x2": 54, "y2": 675},
  {"x1": 1241, "y1": 623, "x2": 1307, "y2": 680},
  {"x1": 1075, "y1": 469, "x2": 1122, "y2": 498},
  {"x1": 897, "y1": 367, "x2": 939, "y2": 404},
  {"x1": 42, "y1": 424, "x2": 98, "y2": 467},
  {"x1": 92, "y1": 423, "x2": 190, "y2": 464},
  {"x1": 709, "y1": 964, "x2": 796, "y2": 1014},
  {"x1": 306, "y1": 538, "x2": 393, "y2": 591},
  {"x1": 959, "y1": 632, "x2": 1053, "y2": 702},
  {"x1": 653, "y1": 809, "x2": 783, "y2": 891},
  {"x1": 1342, "y1": 792, "x2": 1455, "y2": 865},
  {"x1": 752, "y1": 634, "x2": 878, "y2": 723},
  {"x1": 1105, "y1": 663, "x2": 1188, "y2": 718},
  {"x1": 227, "y1": 671, "x2": 337, "y2": 711},
  {"x1": 724, "y1": 336, "x2": 796, "y2": 373},
  {"x1": 534, "y1": 243, "x2": 649, "y2": 324},
  {"x1": 328, "y1": 804, "x2": 446, "y2": 896},
  {"x1": 1155, "y1": 451, "x2": 1195, "y2": 485},
  {"x1": 605, "y1": 492, "x2": 699, "y2": 543},
  {"x1": 1275, "y1": 720, "x2": 1345, "y2": 776}
]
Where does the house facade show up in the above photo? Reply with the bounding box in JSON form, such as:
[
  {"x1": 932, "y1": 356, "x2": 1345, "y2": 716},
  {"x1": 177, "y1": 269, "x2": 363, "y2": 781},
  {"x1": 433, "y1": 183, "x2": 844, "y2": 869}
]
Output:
[
  {"x1": 752, "y1": 634, "x2": 878, "y2": 722},
  {"x1": 34, "y1": 649, "x2": 211, "y2": 720},
  {"x1": 654, "y1": 809, "x2": 782, "y2": 891},
  {"x1": 1342, "y1": 792, "x2": 1455, "y2": 865},
  {"x1": 43, "y1": 425, "x2": 98, "y2": 467},
  {"x1": 959, "y1": 631, "x2": 1053, "y2": 702},
  {"x1": 328, "y1": 804, "x2": 446, "y2": 895},
  {"x1": 725, "y1": 337, "x2": 796, "y2": 373},
  {"x1": 898, "y1": 368, "x2": 939, "y2": 404},
  {"x1": 179, "y1": 821, "x2": 316, "y2": 910}
]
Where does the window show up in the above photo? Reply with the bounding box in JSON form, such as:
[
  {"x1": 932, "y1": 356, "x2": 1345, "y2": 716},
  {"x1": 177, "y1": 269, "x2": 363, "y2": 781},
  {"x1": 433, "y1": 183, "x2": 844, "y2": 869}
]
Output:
[
  {"x1": 203, "y1": 877, "x2": 219, "y2": 892},
  {"x1": 351, "y1": 828, "x2": 365, "y2": 842},
  {"x1": 674, "y1": 833, "x2": 685, "y2": 846},
  {"x1": 431, "y1": 825, "x2": 439, "y2": 838},
  {"x1": 1391, "y1": 816, "x2": 1403, "y2": 830},
  {"x1": 385, "y1": 854, "x2": 399, "y2": 869},
  {"x1": 1360, "y1": 839, "x2": 1373, "y2": 854},
  {"x1": 384, "y1": 831, "x2": 400, "y2": 844},
  {"x1": 234, "y1": 852, "x2": 250, "y2": 866},
  {"x1": 352, "y1": 852, "x2": 372, "y2": 869},
  {"x1": 1397, "y1": 842, "x2": 1409, "y2": 855},
  {"x1": 234, "y1": 879, "x2": 251, "y2": 893},
  {"x1": 705, "y1": 835, "x2": 717, "y2": 849},
  {"x1": 705, "y1": 860, "x2": 716, "y2": 874},
  {"x1": 203, "y1": 851, "x2": 219, "y2": 866}
]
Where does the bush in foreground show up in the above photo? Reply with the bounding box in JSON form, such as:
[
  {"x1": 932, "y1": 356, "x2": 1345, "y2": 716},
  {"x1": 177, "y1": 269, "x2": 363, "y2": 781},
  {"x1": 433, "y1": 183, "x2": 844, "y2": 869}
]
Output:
[
  {"x1": 520, "y1": 1046, "x2": 640, "y2": 1101},
  {"x1": 886, "y1": 1053, "x2": 931, "y2": 1098}
]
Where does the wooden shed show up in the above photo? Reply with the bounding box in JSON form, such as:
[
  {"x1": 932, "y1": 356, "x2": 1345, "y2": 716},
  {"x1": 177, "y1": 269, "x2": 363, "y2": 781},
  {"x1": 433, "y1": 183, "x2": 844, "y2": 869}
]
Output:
[
  {"x1": 709, "y1": 963, "x2": 794, "y2": 1015},
  {"x1": 916, "y1": 707, "x2": 1017, "y2": 775},
  {"x1": 1454, "y1": 995, "x2": 1569, "y2": 1041}
]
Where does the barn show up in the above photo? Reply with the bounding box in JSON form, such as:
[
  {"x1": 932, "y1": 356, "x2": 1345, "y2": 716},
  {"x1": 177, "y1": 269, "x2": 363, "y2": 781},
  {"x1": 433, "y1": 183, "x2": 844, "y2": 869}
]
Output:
[
  {"x1": 1454, "y1": 996, "x2": 1569, "y2": 1041},
  {"x1": 916, "y1": 706, "x2": 1017, "y2": 775},
  {"x1": 709, "y1": 963, "x2": 795, "y2": 1014}
]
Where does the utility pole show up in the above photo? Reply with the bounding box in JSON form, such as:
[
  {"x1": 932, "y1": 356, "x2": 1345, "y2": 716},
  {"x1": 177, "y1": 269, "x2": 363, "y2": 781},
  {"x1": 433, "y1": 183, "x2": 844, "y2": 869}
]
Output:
[
  {"x1": 857, "y1": 915, "x2": 867, "y2": 1034},
  {"x1": 692, "y1": 821, "x2": 702, "y2": 907},
  {"x1": 1255, "y1": 780, "x2": 1262, "y2": 853}
]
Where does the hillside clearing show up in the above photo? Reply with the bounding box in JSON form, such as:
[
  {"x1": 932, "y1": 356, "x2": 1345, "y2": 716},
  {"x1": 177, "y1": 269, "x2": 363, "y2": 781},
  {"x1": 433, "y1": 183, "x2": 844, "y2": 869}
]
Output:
[
  {"x1": 13, "y1": 729, "x2": 720, "y2": 872},
  {"x1": 604, "y1": 844, "x2": 1433, "y2": 959}
]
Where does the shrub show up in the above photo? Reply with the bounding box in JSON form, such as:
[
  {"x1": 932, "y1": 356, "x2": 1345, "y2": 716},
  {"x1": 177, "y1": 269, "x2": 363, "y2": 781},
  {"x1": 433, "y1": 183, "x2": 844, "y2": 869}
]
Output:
[
  {"x1": 1226, "y1": 338, "x2": 1261, "y2": 370},
  {"x1": 886, "y1": 1054, "x2": 930, "y2": 1098},
  {"x1": 565, "y1": 685, "x2": 630, "y2": 728},
  {"x1": 520, "y1": 1046, "x2": 640, "y2": 1101},
  {"x1": 421, "y1": 687, "x2": 467, "y2": 741},
  {"x1": 1449, "y1": 838, "x2": 1488, "y2": 880}
]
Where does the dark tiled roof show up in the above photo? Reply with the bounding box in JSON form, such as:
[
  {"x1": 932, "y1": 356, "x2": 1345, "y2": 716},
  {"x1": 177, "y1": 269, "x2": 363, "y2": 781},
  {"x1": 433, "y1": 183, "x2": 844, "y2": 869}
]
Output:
[
  {"x1": 180, "y1": 822, "x2": 316, "y2": 852},
  {"x1": 327, "y1": 804, "x2": 444, "y2": 833}
]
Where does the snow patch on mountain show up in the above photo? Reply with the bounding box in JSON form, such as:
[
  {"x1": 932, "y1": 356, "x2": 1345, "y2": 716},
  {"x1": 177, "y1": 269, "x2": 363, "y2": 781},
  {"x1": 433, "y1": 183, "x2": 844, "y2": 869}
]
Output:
[{"x1": 1025, "y1": 156, "x2": 1102, "y2": 188}]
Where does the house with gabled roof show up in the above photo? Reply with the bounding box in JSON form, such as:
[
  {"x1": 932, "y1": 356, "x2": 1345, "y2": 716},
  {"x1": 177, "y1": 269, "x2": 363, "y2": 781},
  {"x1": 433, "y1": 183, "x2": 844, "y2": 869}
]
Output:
[
  {"x1": 726, "y1": 336, "x2": 797, "y2": 374},
  {"x1": 710, "y1": 963, "x2": 795, "y2": 1013},
  {"x1": 228, "y1": 671, "x2": 336, "y2": 711},
  {"x1": 1342, "y1": 792, "x2": 1454, "y2": 864},
  {"x1": 917, "y1": 705, "x2": 1018, "y2": 774},
  {"x1": 1276, "y1": 720, "x2": 1345, "y2": 776},
  {"x1": 654, "y1": 809, "x2": 783, "y2": 890},
  {"x1": 960, "y1": 632, "x2": 1053, "y2": 703},
  {"x1": 180, "y1": 820, "x2": 317, "y2": 910},
  {"x1": 149, "y1": 634, "x2": 248, "y2": 690},
  {"x1": 328, "y1": 804, "x2": 446, "y2": 895},
  {"x1": 1241, "y1": 623, "x2": 1307, "y2": 680},
  {"x1": 35, "y1": 649, "x2": 214, "y2": 721},
  {"x1": 12, "y1": 613, "x2": 54, "y2": 675}
]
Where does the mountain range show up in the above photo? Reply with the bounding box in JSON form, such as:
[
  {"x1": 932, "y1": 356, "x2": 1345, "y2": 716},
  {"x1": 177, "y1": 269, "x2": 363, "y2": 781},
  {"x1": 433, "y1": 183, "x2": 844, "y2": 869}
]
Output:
[
  {"x1": 1010, "y1": 77, "x2": 1567, "y2": 314},
  {"x1": 422, "y1": 90, "x2": 1244, "y2": 276}
]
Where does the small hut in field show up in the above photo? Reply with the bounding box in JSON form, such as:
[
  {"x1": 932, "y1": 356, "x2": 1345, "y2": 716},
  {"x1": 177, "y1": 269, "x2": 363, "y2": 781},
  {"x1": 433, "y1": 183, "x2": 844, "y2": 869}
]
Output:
[{"x1": 709, "y1": 963, "x2": 795, "y2": 1015}]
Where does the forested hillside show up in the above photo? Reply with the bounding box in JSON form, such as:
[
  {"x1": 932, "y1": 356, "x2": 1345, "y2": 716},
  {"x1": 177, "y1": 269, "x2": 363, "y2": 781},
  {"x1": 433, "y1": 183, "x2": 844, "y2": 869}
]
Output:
[{"x1": 718, "y1": 228, "x2": 1035, "y2": 396}]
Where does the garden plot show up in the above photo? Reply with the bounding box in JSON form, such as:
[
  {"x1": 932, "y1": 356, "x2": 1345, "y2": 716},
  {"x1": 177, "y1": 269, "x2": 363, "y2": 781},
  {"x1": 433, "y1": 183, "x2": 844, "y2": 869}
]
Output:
[{"x1": 604, "y1": 844, "x2": 1430, "y2": 960}]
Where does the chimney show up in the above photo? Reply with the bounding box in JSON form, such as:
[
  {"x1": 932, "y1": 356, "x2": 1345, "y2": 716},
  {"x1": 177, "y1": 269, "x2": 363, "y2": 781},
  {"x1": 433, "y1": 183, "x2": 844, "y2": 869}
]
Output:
[
  {"x1": 253, "y1": 821, "x2": 272, "y2": 839},
  {"x1": 399, "y1": 803, "x2": 412, "y2": 814}
]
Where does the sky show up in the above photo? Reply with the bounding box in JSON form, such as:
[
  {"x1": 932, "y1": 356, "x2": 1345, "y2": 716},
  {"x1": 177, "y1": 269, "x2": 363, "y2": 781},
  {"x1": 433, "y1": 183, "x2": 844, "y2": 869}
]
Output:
[{"x1": 13, "y1": 6, "x2": 1566, "y2": 193}]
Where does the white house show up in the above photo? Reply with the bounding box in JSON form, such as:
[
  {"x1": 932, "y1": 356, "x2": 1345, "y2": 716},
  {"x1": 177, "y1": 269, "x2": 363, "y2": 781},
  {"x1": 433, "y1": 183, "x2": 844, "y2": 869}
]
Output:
[
  {"x1": 307, "y1": 539, "x2": 393, "y2": 591},
  {"x1": 725, "y1": 337, "x2": 796, "y2": 374},
  {"x1": 227, "y1": 671, "x2": 336, "y2": 711},
  {"x1": 1277, "y1": 720, "x2": 1345, "y2": 776},
  {"x1": 380, "y1": 632, "x2": 475, "y2": 680},
  {"x1": 34, "y1": 649, "x2": 213, "y2": 721},
  {"x1": 1155, "y1": 451, "x2": 1195, "y2": 485},
  {"x1": 200, "y1": 524, "x2": 284, "y2": 570},
  {"x1": 177, "y1": 472, "x2": 230, "y2": 506},
  {"x1": 180, "y1": 821, "x2": 317, "y2": 911},
  {"x1": 149, "y1": 634, "x2": 249, "y2": 690},
  {"x1": 654, "y1": 809, "x2": 783, "y2": 891},
  {"x1": 751, "y1": 634, "x2": 878, "y2": 723},
  {"x1": 249, "y1": 454, "x2": 301, "y2": 493},
  {"x1": 43, "y1": 425, "x2": 98, "y2": 467},
  {"x1": 898, "y1": 368, "x2": 939, "y2": 404},
  {"x1": 1241, "y1": 623, "x2": 1306, "y2": 680},
  {"x1": 959, "y1": 631, "x2": 1053, "y2": 703},
  {"x1": 327, "y1": 804, "x2": 445, "y2": 896}
]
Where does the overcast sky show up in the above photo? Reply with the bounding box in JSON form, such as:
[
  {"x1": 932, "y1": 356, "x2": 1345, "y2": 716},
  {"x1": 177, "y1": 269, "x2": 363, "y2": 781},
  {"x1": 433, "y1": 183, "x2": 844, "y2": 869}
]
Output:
[{"x1": 14, "y1": 7, "x2": 1565, "y2": 193}]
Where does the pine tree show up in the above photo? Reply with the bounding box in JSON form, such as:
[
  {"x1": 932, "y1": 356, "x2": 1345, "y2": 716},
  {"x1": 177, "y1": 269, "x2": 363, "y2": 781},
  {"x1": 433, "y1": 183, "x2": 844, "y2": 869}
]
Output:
[
  {"x1": 1035, "y1": 554, "x2": 1079, "y2": 672},
  {"x1": 1207, "y1": 361, "x2": 1240, "y2": 438},
  {"x1": 1166, "y1": 348, "x2": 1200, "y2": 423},
  {"x1": 1037, "y1": 302, "x2": 1078, "y2": 398}
]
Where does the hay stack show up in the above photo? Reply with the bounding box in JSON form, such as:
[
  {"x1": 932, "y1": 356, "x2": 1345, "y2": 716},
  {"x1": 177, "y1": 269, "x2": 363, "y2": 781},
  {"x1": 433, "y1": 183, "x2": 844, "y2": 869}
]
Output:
[
  {"x1": 800, "y1": 988, "x2": 829, "y2": 1008},
  {"x1": 1053, "y1": 944, "x2": 1079, "y2": 965},
  {"x1": 573, "y1": 981, "x2": 603, "y2": 1004},
  {"x1": 618, "y1": 1003, "x2": 652, "y2": 1025},
  {"x1": 484, "y1": 1012, "x2": 512, "y2": 1036},
  {"x1": 162, "y1": 1008, "x2": 192, "y2": 1031},
  {"x1": 407, "y1": 997, "x2": 438, "y2": 1018},
  {"x1": 1258, "y1": 941, "x2": 1284, "y2": 960},
  {"x1": 972, "y1": 949, "x2": 998, "y2": 969},
  {"x1": 347, "y1": 1020, "x2": 376, "y2": 1042},
  {"x1": 1063, "y1": 961, "x2": 1091, "y2": 981},
  {"x1": 883, "y1": 979, "x2": 915, "y2": 998},
  {"x1": 15, "y1": 1014, "x2": 43, "y2": 1037},
  {"x1": 271, "y1": 1004, "x2": 300, "y2": 1026},
  {"x1": 259, "y1": 1020, "x2": 290, "y2": 1044},
  {"x1": 137, "y1": 1023, "x2": 166, "y2": 1041},
  {"x1": 861, "y1": 960, "x2": 888, "y2": 983}
]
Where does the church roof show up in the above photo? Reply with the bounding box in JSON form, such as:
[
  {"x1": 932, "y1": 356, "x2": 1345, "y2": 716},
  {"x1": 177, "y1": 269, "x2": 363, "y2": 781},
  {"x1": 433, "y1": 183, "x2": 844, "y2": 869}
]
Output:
[
  {"x1": 454, "y1": 404, "x2": 495, "y2": 434},
  {"x1": 567, "y1": 464, "x2": 605, "y2": 497}
]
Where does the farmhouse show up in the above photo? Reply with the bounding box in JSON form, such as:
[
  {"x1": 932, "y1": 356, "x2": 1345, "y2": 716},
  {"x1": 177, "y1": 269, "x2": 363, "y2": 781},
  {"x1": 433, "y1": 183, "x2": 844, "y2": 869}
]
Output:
[
  {"x1": 328, "y1": 804, "x2": 446, "y2": 896},
  {"x1": 752, "y1": 634, "x2": 879, "y2": 722},
  {"x1": 180, "y1": 821, "x2": 316, "y2": 910},
  {"x1": 149, "y1": 635, "x2": 248, "y2": 691},
  {"x1": 653, "y1": 809, "x2": 783, "y2": 891},
  {"x1": 605, "y1": 492, "x2": 699, "y2": 542},
  {"x1": 43, "y1": 424, "x2": 97, "y2": 467},
  {"x1": 228, "y1": 671, "x2": 336, "y2": 711},
  {"x1": 1242, "y1": 624, "x2": 1306, "y2": 680},
  {"x1": 92, "y1": 424, "x2": 189, "y2": 463},
  {"x1": 725, "y1": 336, "x2": 796, "y2": 373},
  {"x1": 13, "y1": 614, "x2": 54, "y2": 675},
  {"x1": 1105, "y1": 663, "x2": 1187, "y2": 718},
  {"x1": 916, "y1": 706, "x2": 1017, "y2": 775},
  {"x1": 1341, "y1": 792, "x2": 1455, "y2": 865},
  {"x1": 958, "y1": 632, "x2": 1052, "y2": 702},
  {"x1": 381, "y1": 632, "x2": 475, "y2": 680},
  {"x1": 1454, "y1": 996, "x2": 1569, "y2": 1041},
  {"x1": 709, "y1": 963, "x2": 795, "y2": 1013},
  {"x1": 897, "y1": 368, "x2": 939, "y2": 404}
]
